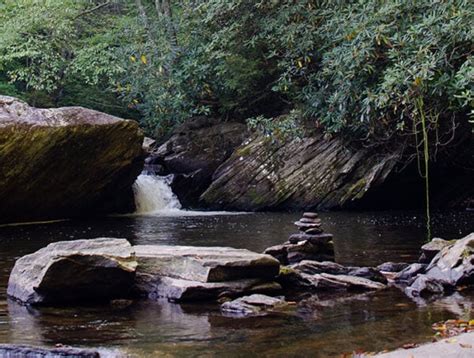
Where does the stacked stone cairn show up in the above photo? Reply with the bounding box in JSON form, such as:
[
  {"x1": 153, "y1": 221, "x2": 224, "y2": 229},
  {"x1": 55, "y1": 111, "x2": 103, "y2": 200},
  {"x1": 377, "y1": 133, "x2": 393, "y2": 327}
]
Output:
[{"x1": 264, "y1": 212, "x2": 335, "y2": 265}]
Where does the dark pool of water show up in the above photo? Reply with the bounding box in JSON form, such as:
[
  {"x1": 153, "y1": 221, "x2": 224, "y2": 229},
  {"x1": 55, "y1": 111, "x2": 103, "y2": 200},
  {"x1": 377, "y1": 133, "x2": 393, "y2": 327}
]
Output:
[{"x1": 0, "y1": 210, "x2": 473, "y2": 357}]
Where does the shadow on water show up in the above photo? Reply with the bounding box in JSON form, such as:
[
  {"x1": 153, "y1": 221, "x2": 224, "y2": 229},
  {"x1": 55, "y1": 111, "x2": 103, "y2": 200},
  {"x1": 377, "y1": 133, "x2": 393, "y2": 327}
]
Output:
[{"x1": 0, "y1": 210, "x2": 473, "y2": 356}]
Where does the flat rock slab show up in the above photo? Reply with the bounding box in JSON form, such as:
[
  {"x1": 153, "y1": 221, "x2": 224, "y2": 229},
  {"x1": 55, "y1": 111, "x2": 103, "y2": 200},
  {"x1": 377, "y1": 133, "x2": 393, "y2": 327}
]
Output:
[
  {"x1": 138, "y1": 276, "x2": 281, "y2": 302},
  {"x1": 7, "y1": 238, "x2": 137, "y2": 305},
  {"x1": 221, "y1": 294, "x2": 287, "y2": 316},
  {"x1": 0, "y1": 344, "x2": 101, "y2": 357},
  {"x1": 134, "y1": 245, "x2": 280, "y2": 282}
]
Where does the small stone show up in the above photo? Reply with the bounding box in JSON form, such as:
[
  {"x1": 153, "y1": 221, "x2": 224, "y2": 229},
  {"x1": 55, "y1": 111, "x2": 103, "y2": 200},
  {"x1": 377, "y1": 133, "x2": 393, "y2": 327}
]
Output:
[
  {"x1": 304, "y1": 227, "x2": 324, "y2": 235},
  {"x1": 295, "y1": 221, "x2": 321, "y2": 229},
  {"x1": 298, "y1": 218, "x2": 322, "y2": 224},
  {"x1": 303, "y1": 212, "x2": 318, "y2": 219}
]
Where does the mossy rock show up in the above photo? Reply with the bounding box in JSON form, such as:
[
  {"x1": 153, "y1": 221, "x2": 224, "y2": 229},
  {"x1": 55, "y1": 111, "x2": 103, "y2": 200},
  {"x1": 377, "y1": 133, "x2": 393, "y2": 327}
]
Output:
[{"x1": 0, "y1": 96, "x2": 144, "y2": 223}]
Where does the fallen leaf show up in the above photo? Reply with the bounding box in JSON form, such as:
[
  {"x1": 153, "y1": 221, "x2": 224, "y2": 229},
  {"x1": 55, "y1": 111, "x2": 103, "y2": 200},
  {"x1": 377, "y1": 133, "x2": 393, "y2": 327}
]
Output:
[
  {"x1": 402, "y1": 343, "x2": 418, "y2": 349},
  {"x1": 460, "y1": 343, "x2": 472, "y2": 348}
]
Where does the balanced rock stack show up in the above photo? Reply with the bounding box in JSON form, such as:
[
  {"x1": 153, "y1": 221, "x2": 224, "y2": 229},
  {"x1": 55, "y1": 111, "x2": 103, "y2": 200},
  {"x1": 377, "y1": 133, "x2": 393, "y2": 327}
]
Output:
[{"x1": 264, "y1": 212, "x2": 335, "y2": 265}]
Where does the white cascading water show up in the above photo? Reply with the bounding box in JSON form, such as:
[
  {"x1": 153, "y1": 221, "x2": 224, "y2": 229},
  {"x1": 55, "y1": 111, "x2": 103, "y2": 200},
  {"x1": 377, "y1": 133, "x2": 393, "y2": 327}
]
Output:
[{"x1": 132, "y1": 174, "x2": 182, "y2": 214}]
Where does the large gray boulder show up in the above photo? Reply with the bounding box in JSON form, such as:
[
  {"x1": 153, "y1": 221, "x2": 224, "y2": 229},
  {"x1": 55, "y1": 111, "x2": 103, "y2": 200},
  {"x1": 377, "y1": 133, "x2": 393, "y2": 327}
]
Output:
[
  {"x1": 425, "y1": 233, "x2": 474, "y2": 286},
  {"x1": 0, "y1": 96, "x2": 144, "y2": 223},
  {"x1": 7, "y1": 238, "x2": 137, "y2": 305},
  {"x1": 134, "y1": 245, "x2": 280, "y2": 282},
  {"x1": 133, "y1": 245, "x2": 281, "y2": 302}
]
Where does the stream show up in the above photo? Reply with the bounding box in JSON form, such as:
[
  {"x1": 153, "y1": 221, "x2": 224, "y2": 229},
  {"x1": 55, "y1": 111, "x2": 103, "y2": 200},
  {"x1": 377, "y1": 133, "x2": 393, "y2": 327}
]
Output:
[{"x1": 0, "y1": 175, "x2": 473, "y2": 357}]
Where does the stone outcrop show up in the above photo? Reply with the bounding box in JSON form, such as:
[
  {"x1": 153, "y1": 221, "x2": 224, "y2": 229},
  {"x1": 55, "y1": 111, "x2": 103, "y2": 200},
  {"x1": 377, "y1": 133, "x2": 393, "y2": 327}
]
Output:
[
  {"x1": 7, "y1": 238, "x2": 137, "y2": 305},
  {"x1": 399, "y1": 233, "x2": 474, "y2": 298},
  {"x1": 200, "y1": 133, "x2": 401, "y2": 210},
  {"x1": 134, "y1": 245, "x2": 281, "y2": 302},
  {"x1": 424, "y1": 233, "x2": 474, "y2": 286},
  {"x1": 0, "y1": 96, "x2": 144, "y2": 223},
  {"x1": 147, "y1": 117, "x2": 248, "y2": 207}
]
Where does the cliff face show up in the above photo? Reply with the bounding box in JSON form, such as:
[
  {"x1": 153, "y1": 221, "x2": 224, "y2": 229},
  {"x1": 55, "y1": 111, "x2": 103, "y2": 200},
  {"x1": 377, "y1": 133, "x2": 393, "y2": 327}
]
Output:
[
  {"x1": 0, "y1": 96, "x2": 144, "y2": 223},
  {"x1": 154, "y1": 117, "x2": 473, "y2": 211},
  {"x1": 200, "y1": 134, "x2": 402, "y2": 211}
]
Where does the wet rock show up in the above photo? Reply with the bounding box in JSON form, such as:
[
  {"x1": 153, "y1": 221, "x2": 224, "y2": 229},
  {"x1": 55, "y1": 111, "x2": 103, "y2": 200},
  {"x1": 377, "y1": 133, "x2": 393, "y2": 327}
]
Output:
[
  {"x1": 317, "y1": 273, "x2": 386, "y2": 291},
  {"x1": 290, "y1": 260, "x2": 348, "y2": 275},
  {"x1": 134, "y1": 245, "x2": 280, "y2": 283},
  {"x1": 290, "y1": 260, "x2": 387, "y2": 284},
  {"x1": 262, "y1": 244, "x2": 288, "y2": 265},
  {"x1": 425, "y1": 233, "x2": 474, "y2": 286},
  {"x1": 221, "y1": 294, "x2": 287, "y2": 316},
  {"x1": 149, "y1": 117, "x2": 248, "y2": 207},
  {"x1": 277, "y1": 266, "x2": 385, "y2": 292},
  {"x1": 347, "y1": 267, "x2": 388, "y2": 284},
  {"x1": 140, "y1": 276, "x2": 281, "y2": 302},
  {"x1": 0, "y1": 96, "x2": 144, "y2": 224},
  {"x1": 288, "y1": 233, "x2": 333, "y2": 245},
  {"x1": 264, "y1": 240, "x2": 334, "y2": 265},
  {"x1": 405, "y1": 274, "x2": 445, "y2": 297},
  {"x1": 419, "y1": 238, "x2": 453, "y2": 263},
  {"x1": 265, "y1": 212, "x2": 335, "y2": 265},
  {"x1": 0, "y1": 344, "x2": 101, "y2": 358},
  {"x1": 393, "y1": 263, "x2": 427, "y2": 282},
  {"x1": 7, "y1": 238, "x2": 137, "y2": 305},
  {"x1": 286, "y1": 240, "x2": 335, "y2": 264},
  {"x1": 377, "y1": 262, "x2": 410, "y2": 273}
]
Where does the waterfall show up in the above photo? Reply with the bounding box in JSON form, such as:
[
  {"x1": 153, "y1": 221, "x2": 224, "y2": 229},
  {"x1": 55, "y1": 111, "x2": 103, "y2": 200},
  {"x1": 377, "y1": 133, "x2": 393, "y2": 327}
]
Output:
[{"x1": 132, "y1": 174, "x2": 182, "y2": 214}]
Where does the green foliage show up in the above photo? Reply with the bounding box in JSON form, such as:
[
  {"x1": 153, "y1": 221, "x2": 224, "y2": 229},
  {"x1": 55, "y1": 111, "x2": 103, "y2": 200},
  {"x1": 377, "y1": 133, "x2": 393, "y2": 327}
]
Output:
[{"x1": 0, "y1": 0, "x2": 472, "y2": 140}]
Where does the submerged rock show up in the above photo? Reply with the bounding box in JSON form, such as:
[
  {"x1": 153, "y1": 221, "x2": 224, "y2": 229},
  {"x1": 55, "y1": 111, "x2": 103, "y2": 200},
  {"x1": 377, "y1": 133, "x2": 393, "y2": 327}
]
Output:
[
  {"x1": 0, "y1": 344, "x2": 101, "y2": 358},
  {"x1": 0, "y1": 96, "x2": 144, "y2": 223},
  {"x1": 221, "y1": 294, "x2": 287, "y2": 316},
  {"x1": 405, "y1": 274, "x2": 445, "y2": 297},
  {"x1": 7, "y1": 238, "x2": 137, "y2": 305},
  {"x1": 139, "y1": 276, "x2": 281, "y2": 302}
]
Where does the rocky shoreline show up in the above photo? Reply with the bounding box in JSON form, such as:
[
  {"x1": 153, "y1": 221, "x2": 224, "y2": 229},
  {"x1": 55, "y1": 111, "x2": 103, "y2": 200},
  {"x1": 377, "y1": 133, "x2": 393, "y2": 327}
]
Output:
[{"x1": 4, "y1": 212, "x2": 474, "y2": 357}]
